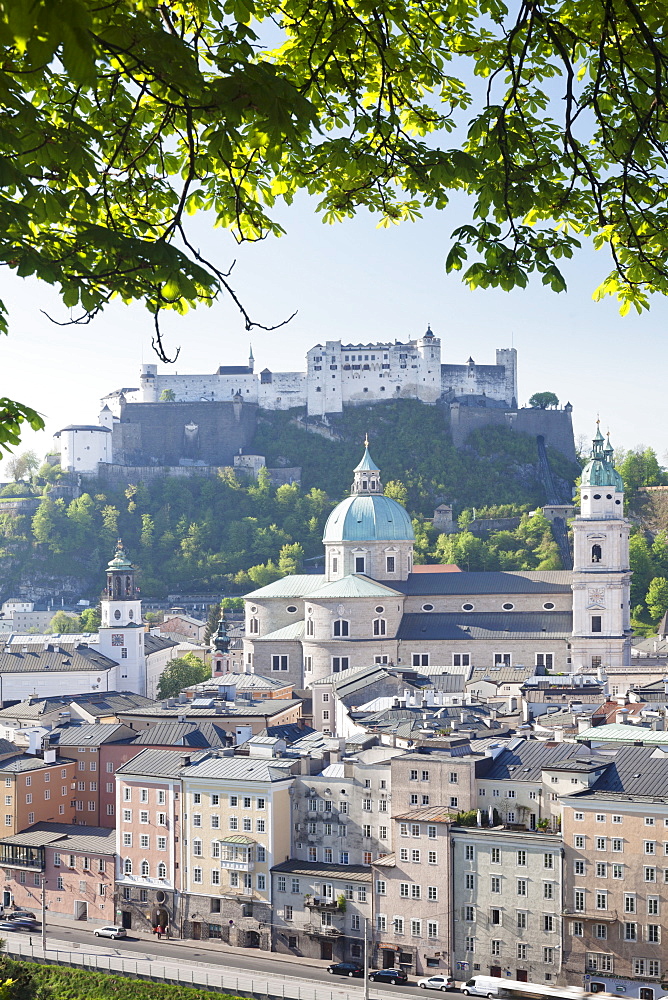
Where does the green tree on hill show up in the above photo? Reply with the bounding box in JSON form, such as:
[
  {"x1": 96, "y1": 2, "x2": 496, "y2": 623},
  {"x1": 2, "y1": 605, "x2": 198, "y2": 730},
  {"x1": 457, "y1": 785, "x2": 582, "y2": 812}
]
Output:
[
  {"x1": 48, "y1": 611, "x2": 81, "y2": 633},
  {"x1": 529, "y1": 392, "x2": 559, "y2": 410},
  {"x1": 646, "y1": 578, "x2": 668, "y2": 622}
]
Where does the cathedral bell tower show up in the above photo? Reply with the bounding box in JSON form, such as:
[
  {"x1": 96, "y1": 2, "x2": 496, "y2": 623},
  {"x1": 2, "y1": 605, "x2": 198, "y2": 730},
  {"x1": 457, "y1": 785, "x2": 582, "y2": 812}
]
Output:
[
  {"x1": 98, "y1": 540, "x2": 146, "y2": 695},
  {"x1": 571, "y1": 424, "x2": 631, "y2": 672}
]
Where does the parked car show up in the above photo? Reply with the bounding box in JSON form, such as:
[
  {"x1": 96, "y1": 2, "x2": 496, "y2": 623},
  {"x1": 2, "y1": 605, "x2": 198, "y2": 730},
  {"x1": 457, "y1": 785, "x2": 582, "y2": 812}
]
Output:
[
  {"x1": 418, "y1": 975, "x2": 456, "y2": 991},
  {"x1": 7, "y1": 910, "x2": 36, "y2": 920},
  {"x1": 327, "y1": 963, "x2": 364, "y2": 978},
  {"x1": 94, "y1": 925, "x2": 127, "y2": 939},
  {"x1": 369, "y1": 969, "x2": 409, "y2": 985}
]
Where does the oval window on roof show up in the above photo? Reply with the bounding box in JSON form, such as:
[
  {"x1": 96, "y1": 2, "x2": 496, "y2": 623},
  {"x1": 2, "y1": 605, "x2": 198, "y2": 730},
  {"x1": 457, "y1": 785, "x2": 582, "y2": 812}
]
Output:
[
  {"x1": 375, "y1": 606, "x2": 384, "y2": 614},
  {"x1": 286, "y1": 605, "x2": 297, "y2": 614},
  {"x1": 593, "y1": 494, "x2": 602, "y2": 500},
  {"x1": 582, "y1": 495, "x2": 588, "y2": 500},
  {"x1": 462, "y1": 603, "x2": 475, "y2": 612},
  {"x1": 606, "y1": 494, "x2": 612, "y2": 500},
  {"x1": 114, "y1": 609, "x2": 121, "y2": 620},
  {"x1": 422, "y1": 604, "x2": 434, "y2": 612},
  {"x1": 615, "y1": 500, "x2": 621, "y2": 505},
  {"x1": 543, "y1": 602, "x2": 555, "y2": 610},
  {"x1": 502, "y1": 603, "x2": 514, "y2": 611}
]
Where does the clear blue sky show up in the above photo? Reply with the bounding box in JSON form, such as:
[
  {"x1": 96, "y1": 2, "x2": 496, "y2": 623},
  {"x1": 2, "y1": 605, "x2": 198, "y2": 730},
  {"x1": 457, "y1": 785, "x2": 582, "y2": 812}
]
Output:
[{"x1": 3, "y1": 188, "x2": 666, "y2": 475}]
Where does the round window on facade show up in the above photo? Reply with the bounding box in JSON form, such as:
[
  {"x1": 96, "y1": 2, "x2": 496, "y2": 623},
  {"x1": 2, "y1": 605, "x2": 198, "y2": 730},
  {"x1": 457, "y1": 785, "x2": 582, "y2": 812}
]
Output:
[
  {"x1": 286, "y1": 605, "x2": 298, "y2": 614},
  {"x1": 502, "y1": 603, "x2": 514, "y2": 611},
  {"x1": 615, "y1": 500, "x2": 621, "y2": 505},
  {"x1": 606, "y1": 494, "x2": 612, "y2": 499},
  {"x1": 156, "y1": 890, "x2": 166, "y2": 904},
  {"x1": 375, "y1": 606, "x2": 384, "y2": 614},
  {"x1": 593, "y1": 494, "x2": 601, "y2": 500},
  {"x1": 543, "y1": 602, "x2": 555, "y2": 610},
  {"x1": 462, "y1": 603, "x2": 475, "y2": 612},
  {"x1": 422, "y1": 604, "x2": 434, "y2": 612},
  {"x1": 582, "y1": 495, "x2": 588, "y2": 500},
  {"x1": 114, "y1": 609, "x2": 121, "y2": 620},
  {"x1": 250, "y1": 606, "x2": 257, "y2": 613}
]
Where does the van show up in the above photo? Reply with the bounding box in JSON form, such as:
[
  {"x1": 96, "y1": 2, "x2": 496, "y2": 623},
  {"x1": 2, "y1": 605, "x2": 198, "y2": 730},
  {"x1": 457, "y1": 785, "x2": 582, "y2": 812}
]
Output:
[{"x1": 462, "y1": 977, "x2": 503, "y2": 998}]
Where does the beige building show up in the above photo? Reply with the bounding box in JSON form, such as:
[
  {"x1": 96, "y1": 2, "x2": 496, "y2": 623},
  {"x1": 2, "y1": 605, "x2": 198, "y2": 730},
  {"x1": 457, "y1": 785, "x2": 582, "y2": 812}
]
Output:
[{"x1": 180, "y1": 740, "x2": 296, "y2": 946}]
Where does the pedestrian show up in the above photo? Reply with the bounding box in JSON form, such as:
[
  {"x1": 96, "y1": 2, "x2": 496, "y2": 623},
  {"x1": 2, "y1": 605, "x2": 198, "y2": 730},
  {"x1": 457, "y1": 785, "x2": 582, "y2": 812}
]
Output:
[{"x1": 156, "y1": 925, "x2": 163, "y2": 939}]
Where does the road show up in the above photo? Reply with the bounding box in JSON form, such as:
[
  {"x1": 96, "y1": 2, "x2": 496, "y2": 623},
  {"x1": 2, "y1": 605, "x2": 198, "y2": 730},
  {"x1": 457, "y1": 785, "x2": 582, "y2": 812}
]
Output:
[{"x1": 19, "y1": 922, "x2": 467, "y2": 998}]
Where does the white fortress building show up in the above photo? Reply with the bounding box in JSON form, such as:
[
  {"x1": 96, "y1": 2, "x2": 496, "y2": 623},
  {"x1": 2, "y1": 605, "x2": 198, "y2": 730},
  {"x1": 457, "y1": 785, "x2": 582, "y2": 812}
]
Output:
[{"x1": 105, "y1": 327, "x2": 517, "y2": 415}]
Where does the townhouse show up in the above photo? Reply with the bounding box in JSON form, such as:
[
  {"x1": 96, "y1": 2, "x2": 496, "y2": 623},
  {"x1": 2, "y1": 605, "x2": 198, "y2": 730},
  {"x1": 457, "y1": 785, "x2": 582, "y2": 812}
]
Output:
[
  {"x1": 180, "y1": 740, "x2": 296, "y2": 946},
  {"x1": 561, "y1": 745, "x2": 668, "y2": 999},
  {"x1": 0, "y1": 823, "x2": 115, "y2": 922}
]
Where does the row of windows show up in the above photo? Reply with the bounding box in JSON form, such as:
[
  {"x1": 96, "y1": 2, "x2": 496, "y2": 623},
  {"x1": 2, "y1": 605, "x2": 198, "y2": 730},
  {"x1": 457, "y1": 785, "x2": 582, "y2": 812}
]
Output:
[
  {"x1": 376, "y1": 915, "x2": 438, "y2": 938},
  {"x1": 398, "y1": 848, "x2": 438, "y2": 864},
  {"x1": 53, "y1": 853, "x2": 106, "y2": 872},
  {"x1": 302, "y1": 846, "x2": 374, "y2": 865},
  {"x1": 583, "y1": 953, "x2": 659, "y2": 977},
  {"x1": 122, "y1": 833, "x2": 167, "y2": 850},
  {"x1": 469, "y1": 941, "x2": 557, "y2": 964},
  {"x1": 122, "y1": 810, "x2": 167, "y2": 825},
  {"x1": 123, "y1": 858, "x2": 167, "y2": 878},
  {"x1": 376, "y1": 880, "x2": 438, "y2": 900},
  {"x1": 123, "y1": 788, "x2": 166, "y2": 804},
  {"x1": 399, "y1": 822, "x2": 439, "y2": 837}
]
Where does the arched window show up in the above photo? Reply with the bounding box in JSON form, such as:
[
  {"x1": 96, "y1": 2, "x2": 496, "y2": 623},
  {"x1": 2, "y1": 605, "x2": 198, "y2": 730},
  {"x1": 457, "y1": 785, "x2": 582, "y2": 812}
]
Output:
[
  {"x1": 333, "y1": 619, "x2": 349, "y2": 637},
  {"x1": 306, "y1": 619, "x2": 314, "y2": 637},
  {"x1": 249, "y1": 618, "x2": 259, "y2": 634},
  {"x1": 124, "y1": 858, "x2": 132, "y2": 875},
  {"x1": 157, "y1": 862, "x2": 167, "y2": 879},
  {"x1": 592, "y1": 544, "x2": 602, "y2": 563},
  {"x1": 373, "y1": 619, "x2": 387, "y2": 636},
  {"x1": 141, "y1": 860, "x2": 150, "y2": 877}
]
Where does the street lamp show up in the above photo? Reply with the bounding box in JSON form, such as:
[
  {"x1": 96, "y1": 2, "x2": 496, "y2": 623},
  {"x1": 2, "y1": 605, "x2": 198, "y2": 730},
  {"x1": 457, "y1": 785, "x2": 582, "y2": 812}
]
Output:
[
  {"x1": 41, "y1": 878, "x2": 47, "y2": 951},
  {"x1": 363, "y1": 916, "x2": 369, "y2": 1000}
]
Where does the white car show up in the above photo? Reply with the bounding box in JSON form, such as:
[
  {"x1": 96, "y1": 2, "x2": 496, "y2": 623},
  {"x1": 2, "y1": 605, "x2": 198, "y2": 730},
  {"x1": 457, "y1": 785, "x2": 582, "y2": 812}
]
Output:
[
  {"x1": 418, "y1": 976, "x2": 456, "y2": 991},
  {"x1": 94, "y1": 925, "x2": 127, "y2": 939}
]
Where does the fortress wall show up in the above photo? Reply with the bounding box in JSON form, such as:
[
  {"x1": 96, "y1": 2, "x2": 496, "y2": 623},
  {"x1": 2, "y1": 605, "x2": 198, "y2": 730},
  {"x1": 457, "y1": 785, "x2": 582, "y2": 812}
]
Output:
[
  {"x1": 441, "y1": 363, "x2": 509, "y2": 401},
  {"x1": 257, "y1": 372, "x2": 306, "y2": 410},
  {"x1": 111, "y1": 400, "x2": 257, "y2": 467},
  {"x1": 449, "y1": 404, "x2": 576, "y2": 462}
]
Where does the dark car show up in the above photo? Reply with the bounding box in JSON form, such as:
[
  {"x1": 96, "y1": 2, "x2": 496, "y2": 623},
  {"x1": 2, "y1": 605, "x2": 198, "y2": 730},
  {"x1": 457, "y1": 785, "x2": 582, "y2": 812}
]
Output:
[
  {"x1": 7, "y1": 911, "x2": 36, "y2": 921},
  {"x1": 327, "y1": 963, "x2": 364, "y2": 978},
  {"x1": 369, "y1": 969, "x2": 409, "y2": 985},
  {"x1": 0, "y1": 918, "x2": 37, "y2": 932}
]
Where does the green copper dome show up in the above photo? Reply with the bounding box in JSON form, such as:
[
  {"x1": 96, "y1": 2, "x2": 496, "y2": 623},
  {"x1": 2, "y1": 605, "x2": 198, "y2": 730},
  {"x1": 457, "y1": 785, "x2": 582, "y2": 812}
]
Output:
[
  {"x1": 581, "y1": 424, "x2": 624, "y2": 490},
  {"x1": 107, "y1": 539, "x2": 132, "y2": 571},
  {"x1": 323, "y1": 494, "x2": 414, "y2": 543}
]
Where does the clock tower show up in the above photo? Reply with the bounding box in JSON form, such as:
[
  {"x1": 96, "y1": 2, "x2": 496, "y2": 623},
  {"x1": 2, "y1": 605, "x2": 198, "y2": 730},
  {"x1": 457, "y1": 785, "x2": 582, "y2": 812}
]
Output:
[
  {"x1": 98, "y1": 540, "x2": 146, "y2": 695},
  {"x1": 571, "y1": 425, "x2": 631, "y2": 673}
]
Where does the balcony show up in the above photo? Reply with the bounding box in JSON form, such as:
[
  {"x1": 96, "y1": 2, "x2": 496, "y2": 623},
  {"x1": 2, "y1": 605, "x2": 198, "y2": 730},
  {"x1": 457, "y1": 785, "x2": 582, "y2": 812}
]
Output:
[
  {"x1": 305, "y1": 923, "x2": 342, "y2": 937},
  {"x1": 306, "y1": 897, "x2": 339, "y2": 910},
  {"x1": 220, "y1": 858, "x2": 255, "y2": 873}
]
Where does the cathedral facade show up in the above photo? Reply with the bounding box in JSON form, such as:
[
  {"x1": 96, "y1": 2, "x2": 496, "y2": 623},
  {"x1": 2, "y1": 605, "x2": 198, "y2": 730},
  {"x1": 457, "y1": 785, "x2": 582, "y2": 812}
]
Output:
[{"x1": 242, "y1": 430, "x2": 631, "y2": 692}]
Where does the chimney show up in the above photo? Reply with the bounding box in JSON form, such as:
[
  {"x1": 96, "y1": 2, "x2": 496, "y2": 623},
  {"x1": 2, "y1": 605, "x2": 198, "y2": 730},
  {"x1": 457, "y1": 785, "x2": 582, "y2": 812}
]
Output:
[
  {"x1": 553, "y1": 726, "x2": 564, "y2": 743},
  {"x1": 577, "y1": 715, "x2": 592, "y2": 734},
  {"x1": 615, "y1": 709, "x2": 628, "y2": 725},
  {"x1": 180, "y1": 754, "x2": 191, "y2": 767}
]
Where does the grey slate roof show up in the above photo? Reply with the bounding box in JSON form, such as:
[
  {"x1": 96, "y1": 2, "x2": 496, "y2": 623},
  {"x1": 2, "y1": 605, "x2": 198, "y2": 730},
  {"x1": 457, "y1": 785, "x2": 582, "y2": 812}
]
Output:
[
  {"x1": 478, "y1": 740, "x2": 600, "y2": 782},
  {"x1": 117, "y1": 699, "x2": 300, "y2": 720},
  {"x1": 144, "y1": 634, "x2": 178, "y2": 656},
  {"x1": 468, "y1": 666, "x2": 538, "y2": 685},
  {"x1": 578, "y1": 744, "x2": 668, "y2": 799},
  {"x1": 0, "y1": 822, "x2": 116, "y2": 854},
  {"x1": 117, "y1": 747, "x2": 295, "y2": 781},
  {"x1": 398, "y1": 611, "x2": 572, "y2": 641},
  {"x1": 0, "y1": 754, "x2": 76, "y2": 773},
  {"x1": 129, "y1": 722, "x2": 230, "y2": 747},
  {"x1": 271, "y1": 859, "x2": 372, "y2": 882},
  {"x1": 49, "y1": 724, "x2": 136, "y2": 746},
  {"x1": 0, "y1": 691, "x2": 154, "y2": 721},
  {"x1": 0, "y1": 643, "x2": 117, "y2": 673},
  {"x1": 398, "y1": 570, "x2": 573, "y2": 597}
]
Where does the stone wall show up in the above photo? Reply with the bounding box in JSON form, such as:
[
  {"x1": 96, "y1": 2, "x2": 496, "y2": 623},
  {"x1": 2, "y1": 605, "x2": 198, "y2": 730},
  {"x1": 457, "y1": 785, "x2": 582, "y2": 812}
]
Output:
[
  {"x1": 449, "y1": 403, "x2": 577, "y2": 462},
  {"x1": 111, "y1": 399, "x2": 257, "y2": 467}
]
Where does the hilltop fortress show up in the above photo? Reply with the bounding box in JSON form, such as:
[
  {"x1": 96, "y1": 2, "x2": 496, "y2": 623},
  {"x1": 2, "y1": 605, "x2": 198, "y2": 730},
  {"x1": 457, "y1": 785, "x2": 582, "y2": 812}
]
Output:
[{"x1": 55, "y1": 328, "x2": 575, "y2": 474}]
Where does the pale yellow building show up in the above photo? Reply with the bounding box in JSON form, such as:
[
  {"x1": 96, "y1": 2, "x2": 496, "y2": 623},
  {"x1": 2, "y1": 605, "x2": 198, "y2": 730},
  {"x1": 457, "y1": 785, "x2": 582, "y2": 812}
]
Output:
[{"x1": 180, "y1": 738, "x2": 297, "y2": 946}]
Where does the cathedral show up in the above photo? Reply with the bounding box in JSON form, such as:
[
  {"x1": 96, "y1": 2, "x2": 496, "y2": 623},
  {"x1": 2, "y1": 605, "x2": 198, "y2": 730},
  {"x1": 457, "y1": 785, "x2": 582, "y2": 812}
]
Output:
[{"x1": 240, "y1": 426, "x2": 631, "y2": 690}]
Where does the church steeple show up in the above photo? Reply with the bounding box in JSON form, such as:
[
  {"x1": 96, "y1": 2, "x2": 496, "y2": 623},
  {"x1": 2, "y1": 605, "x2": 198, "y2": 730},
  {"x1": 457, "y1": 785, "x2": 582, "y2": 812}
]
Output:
[
  {"x1": 105, "y1": 539, "x2": 136, "y2": 601},
  {"x1": 351, "y1": 438, "x2": 382, "y2": 495}
]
